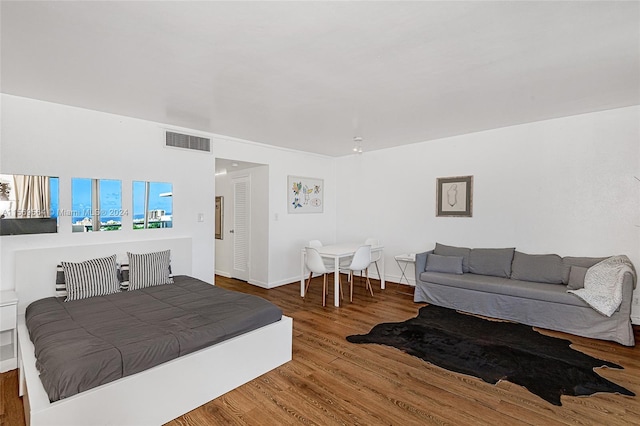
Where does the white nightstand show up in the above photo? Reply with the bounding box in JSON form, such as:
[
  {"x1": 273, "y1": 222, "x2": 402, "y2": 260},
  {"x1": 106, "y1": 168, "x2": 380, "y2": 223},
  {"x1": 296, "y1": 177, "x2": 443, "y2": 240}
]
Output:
[{"x1": 0, "y1": 291, "x2": 18, "y2": 372}]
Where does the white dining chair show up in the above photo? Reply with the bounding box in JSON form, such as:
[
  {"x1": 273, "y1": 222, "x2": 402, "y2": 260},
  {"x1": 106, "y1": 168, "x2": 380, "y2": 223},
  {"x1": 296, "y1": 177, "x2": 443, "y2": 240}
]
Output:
[
  {"x1": 304, "y1": 246, "x2": 342, "y2": 306},
  {"x1": 308, "y1": 240, "x2": 333, "y2": 270},
  {"x1": 364, "y1": 237, "x2": 382, "y2": 280},
  {"x1": 346, "y1": 245, "x2": 374, "y2": 302},
  {"x1": 308, "y1": 239, "x2": 323, "y2": 249}
]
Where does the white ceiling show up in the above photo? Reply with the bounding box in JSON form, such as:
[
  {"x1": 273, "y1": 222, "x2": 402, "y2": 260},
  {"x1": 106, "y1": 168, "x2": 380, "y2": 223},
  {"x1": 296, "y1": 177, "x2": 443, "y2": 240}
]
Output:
[
  {"x1": 216, "y1": 158, "x2": 264, "y2": 174},
  {"x1": 1, "y1": 1, "x2": 638, "y2": 157}
]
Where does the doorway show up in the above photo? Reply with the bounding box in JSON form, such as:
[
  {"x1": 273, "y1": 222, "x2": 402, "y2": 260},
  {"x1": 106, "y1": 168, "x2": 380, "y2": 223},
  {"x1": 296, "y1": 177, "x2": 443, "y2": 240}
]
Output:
[{"x1": 214, "y1": 158, "x2": 268, "y2": 285}]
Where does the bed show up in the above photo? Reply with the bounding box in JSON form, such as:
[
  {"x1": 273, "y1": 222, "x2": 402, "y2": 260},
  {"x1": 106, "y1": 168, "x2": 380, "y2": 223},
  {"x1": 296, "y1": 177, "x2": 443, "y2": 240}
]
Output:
[{"x1": 15, "y1": 238, "x2": 293, "y2": 426}]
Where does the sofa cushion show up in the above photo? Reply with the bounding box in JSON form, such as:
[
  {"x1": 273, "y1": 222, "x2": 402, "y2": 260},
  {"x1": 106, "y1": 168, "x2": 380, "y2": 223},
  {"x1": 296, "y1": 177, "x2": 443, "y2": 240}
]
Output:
[
  {"x1": 561, "y1": 256, "x2": 607, "y2": 284},
  {"x1": 434, "y1": 243, "x2": 471, "y2": 273},
  {"x1": 468, "y1": 248, "x2": 515, "y2": 278},
  {"x1": 425, "y1": 254, "x2": 463, "y2": 275},
  {"x1": 567, "y1": 266, "x2": 588, "y2": 290},
  {"x1": 510, "y1": 251, "x2": 564, "y2": 284},
  {"x1": 419, "y1": 271, "x2": 590, "y2": 308}
]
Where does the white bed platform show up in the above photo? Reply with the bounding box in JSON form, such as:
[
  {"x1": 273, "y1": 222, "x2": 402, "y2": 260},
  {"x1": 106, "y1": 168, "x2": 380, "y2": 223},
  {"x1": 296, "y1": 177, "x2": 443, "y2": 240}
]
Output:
[{"x1": 14, "y1": 238, "x2": 293, "y2": 426}]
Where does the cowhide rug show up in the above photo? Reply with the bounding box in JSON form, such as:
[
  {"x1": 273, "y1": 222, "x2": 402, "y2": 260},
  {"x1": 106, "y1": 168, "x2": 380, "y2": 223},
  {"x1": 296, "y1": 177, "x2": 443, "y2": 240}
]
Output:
[{"x1": 346, "y1": 305, "x2": 634, "y2": 405}]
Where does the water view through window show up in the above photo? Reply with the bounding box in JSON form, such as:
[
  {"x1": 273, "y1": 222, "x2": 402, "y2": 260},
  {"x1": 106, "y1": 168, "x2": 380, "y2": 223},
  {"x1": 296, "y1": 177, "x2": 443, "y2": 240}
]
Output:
[
  {"x1": 71, "y1": 178, "x2": 122, "y2": 232},
  {"x1": 50, "y1": 178, "x2": 59, "y2": 219},
  {"x1": 133, "y1": 181, "x2": 173, "y2": 229}
]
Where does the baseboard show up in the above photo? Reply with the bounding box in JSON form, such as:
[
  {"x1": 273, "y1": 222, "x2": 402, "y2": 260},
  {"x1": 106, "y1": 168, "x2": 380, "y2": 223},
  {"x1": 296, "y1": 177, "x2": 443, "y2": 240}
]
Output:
[
  {"x1": 267, "y1": 272, "x2": 352, "y2": 289},
  {"x1": 267, "y1": 276, "x2": 309, "y2": 288},
  {"x1": 382, "y1": 273, "x2": 416, "y2": 287},
  {"x1": 214, "y1": 270, "x2": 231, "y2": 278},
  {"x1": 215, "y1": 271, "x2": 269, "y2": 289},
  {"x1": 214, "y1": 272, "x2": 300, "y2": 289},
  {"x1": 220, "y1": 272, "x2": 418, "y2": 290},
  {"x1": 0, "y1": 358, "x2": 17, "y2": 373},
  {"x1": 214, "y1": 272, "x2": 271, "y2": 289},
  {"x1": 248, "y1": 279, "x2": 269, "y2": 288}
]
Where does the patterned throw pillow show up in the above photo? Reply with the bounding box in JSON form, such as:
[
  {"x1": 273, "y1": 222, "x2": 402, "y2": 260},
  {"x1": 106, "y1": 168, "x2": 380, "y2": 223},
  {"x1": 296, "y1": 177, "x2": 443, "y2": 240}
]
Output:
[
  {"x1": 61, "y1": 254, "x2": 120, "y2": 302},
  {"x1": 119, "y1": 263, "x2": 130, "y2": 291},
  {"x1": 55, "y1": 264, "x2": 68, "y2": 298},
  {"x1": 57, "y1": 261, "x2": 127, "y2": 296},
  {"x1": 127, "y1": 250, "x2": 173, "y2": 290}
]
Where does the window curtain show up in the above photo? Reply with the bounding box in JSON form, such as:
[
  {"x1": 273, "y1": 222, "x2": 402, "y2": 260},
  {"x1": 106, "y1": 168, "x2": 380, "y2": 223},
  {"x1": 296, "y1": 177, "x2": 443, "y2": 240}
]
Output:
[{"x1": 13, "y1": 175, "x2": 50, "y2": 218}]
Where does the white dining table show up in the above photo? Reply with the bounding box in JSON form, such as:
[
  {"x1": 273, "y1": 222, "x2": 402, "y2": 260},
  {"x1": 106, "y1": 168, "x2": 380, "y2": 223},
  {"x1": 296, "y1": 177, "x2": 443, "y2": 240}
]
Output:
[{"x1": 300, "y1": 243, "x2": 385, "y2": 307}]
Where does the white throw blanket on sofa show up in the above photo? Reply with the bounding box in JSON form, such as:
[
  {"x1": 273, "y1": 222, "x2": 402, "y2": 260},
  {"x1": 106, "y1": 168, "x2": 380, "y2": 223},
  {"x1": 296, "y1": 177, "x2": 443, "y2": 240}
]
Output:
[{"x1": 568, "y1": 255, "x2": 635, "y2": 317}]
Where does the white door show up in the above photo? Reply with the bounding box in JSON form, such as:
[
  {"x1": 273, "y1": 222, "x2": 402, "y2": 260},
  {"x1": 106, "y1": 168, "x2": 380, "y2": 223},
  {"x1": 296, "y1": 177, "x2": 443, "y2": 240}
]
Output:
[{"x1": 231, "y1": 175, "x2": 250, "y2": 281}]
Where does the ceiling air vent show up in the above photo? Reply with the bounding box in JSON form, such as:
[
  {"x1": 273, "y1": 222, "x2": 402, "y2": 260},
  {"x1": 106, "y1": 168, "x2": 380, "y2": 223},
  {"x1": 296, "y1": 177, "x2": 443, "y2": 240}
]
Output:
[{"x1": 165, "y1": 131, "x2": 211, "y2": 153}]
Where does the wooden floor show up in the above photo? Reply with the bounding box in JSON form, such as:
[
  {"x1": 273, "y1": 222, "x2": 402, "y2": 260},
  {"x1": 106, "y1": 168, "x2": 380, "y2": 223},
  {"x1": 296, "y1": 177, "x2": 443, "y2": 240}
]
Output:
[{"x1": 2, "y1": 276, "x2": 639, "y2": 425}]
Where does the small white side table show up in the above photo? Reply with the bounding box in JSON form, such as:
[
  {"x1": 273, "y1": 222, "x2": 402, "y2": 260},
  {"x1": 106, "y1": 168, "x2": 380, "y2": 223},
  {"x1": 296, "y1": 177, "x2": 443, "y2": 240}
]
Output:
[
  {"x1": 0, "y1": 290, "x2": 18, "y2": 372},
  {"x1": 394, "y1": 254, "x2": 416, "y2": 294}
]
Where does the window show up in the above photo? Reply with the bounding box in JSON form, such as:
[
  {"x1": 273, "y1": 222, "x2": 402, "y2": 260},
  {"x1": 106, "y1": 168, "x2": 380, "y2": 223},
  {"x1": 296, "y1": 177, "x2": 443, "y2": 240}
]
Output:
[
  {"x1": 0, "y1": 174, "x2": 59, "y2": 235},
  {"x1": 133, "y1": 181, "x2": 173, "y2": 229},
  {"x1": 71, "y1": 178, "x2": 122, "y2": 232}
]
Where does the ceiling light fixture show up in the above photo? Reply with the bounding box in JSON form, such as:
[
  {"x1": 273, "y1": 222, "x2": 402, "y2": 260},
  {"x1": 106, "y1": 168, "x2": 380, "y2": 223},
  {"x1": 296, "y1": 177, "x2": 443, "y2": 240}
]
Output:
[{"x1": 352, "y1": 136, "x2": 363, "y2": 154}]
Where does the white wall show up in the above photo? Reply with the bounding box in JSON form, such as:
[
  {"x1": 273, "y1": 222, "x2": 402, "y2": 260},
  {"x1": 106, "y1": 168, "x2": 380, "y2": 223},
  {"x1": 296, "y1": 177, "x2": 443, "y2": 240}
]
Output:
[
  {"x1": 0, "y1": 95, "x2": 216, "y2": 289},
  {"x1": 1, "y1": 94, "x2": 337, "y2": 292},
  {"x1": 215, "y1": 164, "x2": 270, "y2": 287},
  {"x1": 5, "y1": 94, "x2": 636, "y2": 320},
  {"x1": 336, "y1": 106, "x2": 640, "y2": 319}
]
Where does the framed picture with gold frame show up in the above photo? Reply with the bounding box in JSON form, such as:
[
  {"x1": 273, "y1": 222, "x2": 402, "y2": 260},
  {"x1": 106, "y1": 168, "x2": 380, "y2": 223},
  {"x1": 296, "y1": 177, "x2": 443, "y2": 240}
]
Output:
[{"x1": 215, "y1": 196, "x2": 223, "y2": 239}]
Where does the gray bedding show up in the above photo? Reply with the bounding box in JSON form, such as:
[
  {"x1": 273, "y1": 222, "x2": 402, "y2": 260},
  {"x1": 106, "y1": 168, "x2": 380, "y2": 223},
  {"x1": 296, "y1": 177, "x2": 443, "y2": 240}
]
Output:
[{"x1": 25, "y1": 275, "x2": 283, "y2": 402}]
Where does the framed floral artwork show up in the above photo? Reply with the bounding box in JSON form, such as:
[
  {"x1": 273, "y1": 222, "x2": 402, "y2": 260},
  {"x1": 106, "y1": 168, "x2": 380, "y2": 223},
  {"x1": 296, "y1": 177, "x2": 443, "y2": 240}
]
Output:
[{"x1": 288, "y1": 176, "x2": 323, "y2": 214}]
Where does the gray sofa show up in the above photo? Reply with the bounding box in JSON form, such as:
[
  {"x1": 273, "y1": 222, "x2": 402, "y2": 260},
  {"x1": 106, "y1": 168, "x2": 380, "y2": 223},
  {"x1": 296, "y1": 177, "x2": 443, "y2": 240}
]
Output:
[{"x1": 414, "y1": 243, "x2": 636, "y2": 346}]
